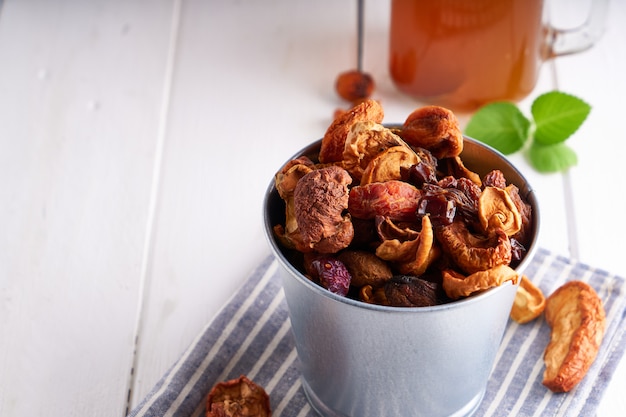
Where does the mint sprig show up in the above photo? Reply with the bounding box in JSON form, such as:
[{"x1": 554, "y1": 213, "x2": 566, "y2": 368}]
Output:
[{"x1": 464, "y1": 91, "x2": 591, "y2": 173}]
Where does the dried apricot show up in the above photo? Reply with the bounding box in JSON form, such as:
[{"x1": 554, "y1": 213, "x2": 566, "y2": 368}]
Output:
[
  {"x1": 319, "y1": 99, "x2": 384, "y2": 163},
  {"x1": 398, "y1": 105, "x2": 463, "y2": 159}
]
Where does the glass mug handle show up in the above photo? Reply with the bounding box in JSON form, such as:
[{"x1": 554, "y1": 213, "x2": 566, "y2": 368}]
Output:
[{"x1": 544, "y1": 0, "x2": 609, "y2": 58}]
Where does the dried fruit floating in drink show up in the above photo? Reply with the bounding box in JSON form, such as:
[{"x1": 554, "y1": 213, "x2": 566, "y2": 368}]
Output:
[{"x1": 206, "y1": 375, "x2": 271, "y2": 417}]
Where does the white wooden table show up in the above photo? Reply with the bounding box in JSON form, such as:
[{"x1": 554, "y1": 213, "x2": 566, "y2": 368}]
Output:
[{"x1": 1, "y1": 0, "x2": 624, "y2": 415}]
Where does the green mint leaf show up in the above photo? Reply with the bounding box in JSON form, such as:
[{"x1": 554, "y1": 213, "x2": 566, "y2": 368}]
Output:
[
  {"x1": 528, "y1": 142, "x2": 578, "y2": 173},
  {"x1": 464, "y1": 102, "x2": 530, "y2": 155},
  {"x1": 531, "y1": 91, "x2": 591, "y2": 145}
]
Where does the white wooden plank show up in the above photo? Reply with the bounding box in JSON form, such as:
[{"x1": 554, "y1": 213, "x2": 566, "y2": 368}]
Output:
[
  {"x1": 549, "y1": 0, "x2": 626, "y2": 278},
  {"x1": 129, "y1": 0, "x2": 359, "y2": 404},
  {"x1": 548, "y1": 2, "x2": 626, "y2": 413},
  {"x1": 0, "y1": 1, "x2": 173, "y2": 416}
]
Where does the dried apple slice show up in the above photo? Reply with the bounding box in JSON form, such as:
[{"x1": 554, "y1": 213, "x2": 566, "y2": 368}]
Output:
[{"x1": 542, "y1": 280, "x2": 605, "y2": 392}]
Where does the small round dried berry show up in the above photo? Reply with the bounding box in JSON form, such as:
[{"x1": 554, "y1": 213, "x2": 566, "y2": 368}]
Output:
[
  {"x1": 335, "y1": 70, "x2": 375, "y2": 102},
  {"x1": 310, "y1": 257, "x2": 352, "y2": 296}
]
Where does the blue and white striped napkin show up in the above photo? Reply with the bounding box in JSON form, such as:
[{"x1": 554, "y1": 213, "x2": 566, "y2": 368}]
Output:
[{"x1": 128, "y1": 248, "x2": 626, "y2": 417}]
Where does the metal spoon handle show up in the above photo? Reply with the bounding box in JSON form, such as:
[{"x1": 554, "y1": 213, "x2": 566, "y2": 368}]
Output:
[{"x1": 357, "y1": 0, "x2": 364, "y2": 72}]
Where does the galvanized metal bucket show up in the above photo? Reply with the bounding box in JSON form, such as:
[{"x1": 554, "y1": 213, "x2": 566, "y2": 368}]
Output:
[{"x1": 264, "y1": 137, "x2": 539, "y2": 417}]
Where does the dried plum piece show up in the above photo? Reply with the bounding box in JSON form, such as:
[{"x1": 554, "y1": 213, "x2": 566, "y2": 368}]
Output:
[
  {"x1": 384, "y1": 275, "x2": 441, "y2": 307},
  {"x1": 417, "y1": 180, "x2": 480, "y2": 227},
  {"x1": 417, "y1": 192, "x2": 456, "y2": 227},
  {"x1": 403, "y1": 147, "x2": 439, "y2": 187},
  {"x1": 337, "y1": 250, "x2": 393, "y2": 288}
]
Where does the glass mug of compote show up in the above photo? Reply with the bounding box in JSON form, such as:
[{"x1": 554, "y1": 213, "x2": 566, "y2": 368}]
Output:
[{"x1": 389, "y1": 0, "x2": 608, "y2": 112}]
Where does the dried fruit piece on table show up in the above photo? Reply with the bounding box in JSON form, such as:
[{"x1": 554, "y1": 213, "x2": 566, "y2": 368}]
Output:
[
  {"x1": 206, "y1": 375, "x2": 271, "y2": 417},
  {"x1": 335, "y1": 69, "x2": 375, "y2": 102},
  {"x1": 510, "y1": 275, "x2": 545, "y2": 324},
  {"x1": 542, "y1": 280, "x2": 606, "y2": 393},
  {"x1": 294, "y1": 165, "x2": 354, "y2": 253},
  {"x1": 398, "y1": 105, "x2": 464, "y2": 159},
  {"x1": 442, "y1": 264, "x2": 519, "y2": 300},
  {"x1": 320, "y1": 98, "x2": 384, "y2": 163}
]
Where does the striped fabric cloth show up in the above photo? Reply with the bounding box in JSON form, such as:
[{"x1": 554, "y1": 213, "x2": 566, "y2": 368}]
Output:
[{"x1": 129, "y1": 248, "x2": 626, "y2": 417}]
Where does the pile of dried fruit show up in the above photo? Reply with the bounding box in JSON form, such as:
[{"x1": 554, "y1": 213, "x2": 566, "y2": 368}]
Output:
[
  {"x1": 268, "y1": 99, "x2": 606, "y2": 394},
  {"x1": 272, "y1": 99, "x2": 533, "y2": 307}
]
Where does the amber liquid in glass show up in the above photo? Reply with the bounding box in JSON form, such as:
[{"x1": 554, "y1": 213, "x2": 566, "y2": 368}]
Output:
[{"x1": 389, "y1": 0, "x2": 545, "y2": 112}]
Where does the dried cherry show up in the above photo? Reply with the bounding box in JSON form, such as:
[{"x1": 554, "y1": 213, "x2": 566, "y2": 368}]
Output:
[{"x1": 309, "y1": 256, "x2": 352, "y2": 296}]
